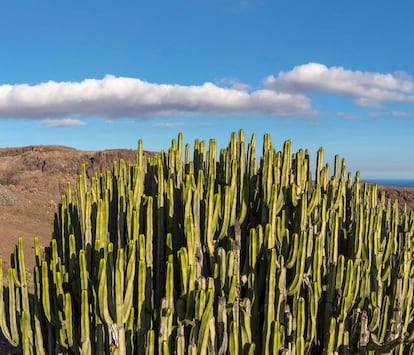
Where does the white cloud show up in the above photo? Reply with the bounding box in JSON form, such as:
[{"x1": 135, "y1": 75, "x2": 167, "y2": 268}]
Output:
[
  {"x1": 265, "y1": 63, "x2": 414, "y2": 107},
  {"x1": 3, "y1": 64, "x2": 414, "y2": 122},
  {"x1": 41, "y1": 118, "x2": 86, "y2": 127},
  {"x1": 0, "y1": 75, "x2": 314, "y2": 119}
]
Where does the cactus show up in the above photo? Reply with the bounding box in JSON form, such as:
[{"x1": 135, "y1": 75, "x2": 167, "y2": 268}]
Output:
[{"x1": 0, "y1": 129, "x2": 413, "y2": 353}]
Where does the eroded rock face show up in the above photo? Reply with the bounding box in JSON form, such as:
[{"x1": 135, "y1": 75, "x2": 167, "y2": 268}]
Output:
[
  {"x1": 0, "y1": 145, "x2": 146, "y2": 195},
  {"x1": 377, "y1": 185, "x2": 414, "y2": 212},
  {"x1": 0, "y1": 184, "x2": 20, "y2": 206},
  {"x1": 0, "y1": 145, "x2": 153, "y2": 271}
]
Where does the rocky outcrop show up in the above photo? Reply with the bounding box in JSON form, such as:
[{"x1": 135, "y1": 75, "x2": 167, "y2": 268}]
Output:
[{"x1": 0, "y1": 184, "x2": 20, "y2": 206}]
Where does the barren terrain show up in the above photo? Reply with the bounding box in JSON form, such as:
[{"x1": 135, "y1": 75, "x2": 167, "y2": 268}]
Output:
[{"x1": 0, "y1": 145, "x2": 141, "y2": 270}]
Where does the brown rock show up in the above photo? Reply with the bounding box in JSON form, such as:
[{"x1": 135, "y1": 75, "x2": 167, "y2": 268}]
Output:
[{"x1": 0, "y1": 145, "x2": 152, "y2": 270}]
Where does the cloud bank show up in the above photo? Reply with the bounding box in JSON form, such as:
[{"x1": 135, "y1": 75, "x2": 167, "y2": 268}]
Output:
[
  {"x1": 265, "y1": 63, "x2": 414, "y2": 107},
  {"x1": 1, "y1": 63, "x2": 414, "y2": 121},
  {"x1": 0, "y1": 75, "x2": 313, "y2": 119}
]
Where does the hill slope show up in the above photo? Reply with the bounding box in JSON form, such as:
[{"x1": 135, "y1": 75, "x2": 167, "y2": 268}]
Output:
[{"x1": 0, "y1": 145, "x2": 145, "y2": 269}]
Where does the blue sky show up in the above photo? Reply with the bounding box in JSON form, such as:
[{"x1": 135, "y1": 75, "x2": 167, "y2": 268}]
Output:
[{"x1": 1, "y1": 0, "x2": 414, "y2": 179}]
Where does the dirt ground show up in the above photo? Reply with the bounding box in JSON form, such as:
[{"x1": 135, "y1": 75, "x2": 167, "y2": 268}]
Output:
[{"x1": 0, "y1": 145, "x2": 140, "y2": 269}]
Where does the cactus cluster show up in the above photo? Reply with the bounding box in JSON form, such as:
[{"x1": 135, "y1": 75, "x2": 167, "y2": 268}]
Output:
[{"x1": 1, "y1": 130, "x2": 414, "y2": 354}]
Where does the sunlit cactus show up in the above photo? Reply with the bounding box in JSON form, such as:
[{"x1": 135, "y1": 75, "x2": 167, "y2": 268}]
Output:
[{"x1": 0, "y1": 129, "x2": 413, "y2": 354}]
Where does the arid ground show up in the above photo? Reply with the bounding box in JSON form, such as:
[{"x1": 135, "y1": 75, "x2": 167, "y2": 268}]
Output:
[{"x1": 0, "y1": 145, "x2": 144, "y2": 270}]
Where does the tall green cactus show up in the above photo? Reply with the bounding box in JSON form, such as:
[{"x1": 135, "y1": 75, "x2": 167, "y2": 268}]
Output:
[{"x1": 0, "y1": 129, "x2": 413, "y2": 354}]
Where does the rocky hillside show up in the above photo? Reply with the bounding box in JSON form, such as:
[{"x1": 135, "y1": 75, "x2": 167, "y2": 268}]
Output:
[
  {"x1": 377, "y1": 184, "x2": 414, "y2": 211},
  {"x1": 0, "y1": 145, "x2": 148, "y2": 270},
  {"x1": 0, "y1": 145, "x2": 141, "y2": 195}
]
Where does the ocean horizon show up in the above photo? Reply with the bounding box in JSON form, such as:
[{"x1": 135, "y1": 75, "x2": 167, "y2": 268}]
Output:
[{"x1": 366, "y1": 179, "x2": 414, "y2": 188}]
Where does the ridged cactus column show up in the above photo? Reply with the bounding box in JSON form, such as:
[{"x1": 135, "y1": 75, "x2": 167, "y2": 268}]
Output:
[{"x1": 0, "y1": 129, "x2": 413, "y2": 354}]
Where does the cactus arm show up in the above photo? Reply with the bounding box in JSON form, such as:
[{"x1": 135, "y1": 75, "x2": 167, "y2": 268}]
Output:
[
  {"x1": 287, "y1": 231, "x2": 307, "y2": 296},
  {"x1": 0, "y1": 260, "x2": 18, "y2": 347}
]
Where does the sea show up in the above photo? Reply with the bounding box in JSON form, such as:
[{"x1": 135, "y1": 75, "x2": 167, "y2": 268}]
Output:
[{"x1": 366, "y1": 179, "x2": 414, "y2": 189}]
